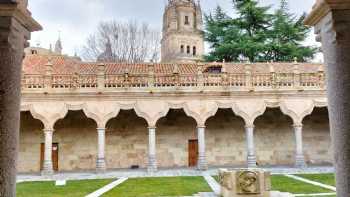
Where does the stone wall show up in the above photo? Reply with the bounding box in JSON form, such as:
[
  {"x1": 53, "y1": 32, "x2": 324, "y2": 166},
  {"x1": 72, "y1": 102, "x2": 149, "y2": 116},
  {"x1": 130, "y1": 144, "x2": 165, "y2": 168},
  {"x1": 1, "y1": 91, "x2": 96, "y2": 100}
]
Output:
[{"x1": 18, "y1": 108, "x2": 333, "y2": 173}]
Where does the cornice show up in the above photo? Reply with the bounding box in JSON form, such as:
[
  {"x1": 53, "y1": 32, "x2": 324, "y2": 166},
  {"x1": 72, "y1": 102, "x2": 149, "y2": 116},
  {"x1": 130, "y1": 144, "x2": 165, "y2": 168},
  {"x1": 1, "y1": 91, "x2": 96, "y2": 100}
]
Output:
[{"x1": 305, "y1": 0, "x2": 350, "y2": 26}]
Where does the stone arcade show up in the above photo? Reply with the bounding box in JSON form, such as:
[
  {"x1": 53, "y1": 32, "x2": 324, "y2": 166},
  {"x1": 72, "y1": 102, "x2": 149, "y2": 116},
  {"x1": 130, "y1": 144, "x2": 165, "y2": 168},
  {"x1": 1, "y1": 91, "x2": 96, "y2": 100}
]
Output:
[{"x1": 16, "y1": 0, "x2": 333, "y2": 176}]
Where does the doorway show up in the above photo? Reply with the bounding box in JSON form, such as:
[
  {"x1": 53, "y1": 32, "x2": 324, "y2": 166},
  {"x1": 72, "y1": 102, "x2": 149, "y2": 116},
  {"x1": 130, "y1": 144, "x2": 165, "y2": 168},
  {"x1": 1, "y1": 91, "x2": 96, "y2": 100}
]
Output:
[
  {"x1": 40, "y1": 143, "x2": 59, "y2": 171},
  {"x1": 188, "y1": 139, "x2": 198, "y2": 167}
]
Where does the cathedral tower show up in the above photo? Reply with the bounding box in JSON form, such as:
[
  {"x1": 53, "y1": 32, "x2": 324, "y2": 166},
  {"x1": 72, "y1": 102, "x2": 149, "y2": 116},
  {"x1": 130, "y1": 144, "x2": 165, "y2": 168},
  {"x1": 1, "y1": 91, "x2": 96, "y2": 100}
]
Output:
[{"x1": 161, "y1": 0, "x2": 204, "y2": 63}]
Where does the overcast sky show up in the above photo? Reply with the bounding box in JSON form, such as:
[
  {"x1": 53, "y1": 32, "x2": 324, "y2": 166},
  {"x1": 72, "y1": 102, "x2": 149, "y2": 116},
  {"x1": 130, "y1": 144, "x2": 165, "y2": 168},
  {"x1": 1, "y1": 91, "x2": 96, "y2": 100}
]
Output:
[{"x1": 28, "y1": 0, "x2": 320, "y2": 61}]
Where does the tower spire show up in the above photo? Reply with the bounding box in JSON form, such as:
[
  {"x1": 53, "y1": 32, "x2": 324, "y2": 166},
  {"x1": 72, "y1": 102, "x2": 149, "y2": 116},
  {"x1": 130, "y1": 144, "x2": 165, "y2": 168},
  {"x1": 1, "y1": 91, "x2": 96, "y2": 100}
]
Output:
[{"x1": 54, "y1": 31, "x2": 62, "y2": 55}]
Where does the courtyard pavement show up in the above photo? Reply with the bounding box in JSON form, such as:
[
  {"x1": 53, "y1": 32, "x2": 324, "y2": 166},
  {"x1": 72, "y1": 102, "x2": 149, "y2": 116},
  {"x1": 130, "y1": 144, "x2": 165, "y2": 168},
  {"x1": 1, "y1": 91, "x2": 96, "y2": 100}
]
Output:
[{"x1": 17, "y1": 166, "x2": 334, "y2": 182}]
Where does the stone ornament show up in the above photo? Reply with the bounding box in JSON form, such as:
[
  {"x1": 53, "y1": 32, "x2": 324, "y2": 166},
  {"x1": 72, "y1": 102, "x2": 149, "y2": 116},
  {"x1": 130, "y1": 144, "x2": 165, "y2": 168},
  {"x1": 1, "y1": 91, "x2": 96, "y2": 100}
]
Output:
[{"x1": 237, "y1": 171, "x2": 260, "y2": 194}]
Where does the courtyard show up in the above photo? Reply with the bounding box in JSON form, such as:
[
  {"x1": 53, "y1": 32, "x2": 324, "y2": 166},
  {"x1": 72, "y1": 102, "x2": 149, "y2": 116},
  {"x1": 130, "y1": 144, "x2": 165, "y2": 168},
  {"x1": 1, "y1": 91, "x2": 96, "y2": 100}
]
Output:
[{"x1": 16, "y1": 171, "x2": 337, "y2": 197}]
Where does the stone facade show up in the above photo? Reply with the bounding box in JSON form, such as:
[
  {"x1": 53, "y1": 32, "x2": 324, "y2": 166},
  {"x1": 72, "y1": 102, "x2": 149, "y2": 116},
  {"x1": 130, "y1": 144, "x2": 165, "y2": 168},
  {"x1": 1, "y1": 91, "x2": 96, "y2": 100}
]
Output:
[{"x1": 18, "y1": 107, "x2": 332, "y2": 173}]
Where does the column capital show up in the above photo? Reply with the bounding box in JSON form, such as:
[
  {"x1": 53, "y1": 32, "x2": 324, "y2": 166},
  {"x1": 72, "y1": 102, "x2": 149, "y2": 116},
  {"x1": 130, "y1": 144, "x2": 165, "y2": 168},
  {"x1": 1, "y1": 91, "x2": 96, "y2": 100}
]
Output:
[
  {"x1": 97, "y1": 127, "x2": 106, "y2": 131},
  {"x1": 148, "y1": 126, "x2": 157, "y2": 130},
  {"x1": 197, "y1": 125, "x2": 206, "y2": 129},
  {"x1": 245, "y1": 124, "x2": 255, "y2": 129},
  {"x1": 293, "y1": 124, "x2": 303, "y2": 128},
  {"x1": 43, "y1": 129, "x2": 54, "y2": 133}
]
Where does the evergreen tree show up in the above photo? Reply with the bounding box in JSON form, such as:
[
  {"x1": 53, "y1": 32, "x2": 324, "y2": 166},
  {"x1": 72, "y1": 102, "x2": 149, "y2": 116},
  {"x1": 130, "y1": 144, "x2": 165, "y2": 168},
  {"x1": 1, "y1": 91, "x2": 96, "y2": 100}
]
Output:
[
  {"x1": 204, "y1": 0, "x2": 316, "y2": 62},
  {"x1": 265, "y1": 0, "x2": 316, "y2": 62}
]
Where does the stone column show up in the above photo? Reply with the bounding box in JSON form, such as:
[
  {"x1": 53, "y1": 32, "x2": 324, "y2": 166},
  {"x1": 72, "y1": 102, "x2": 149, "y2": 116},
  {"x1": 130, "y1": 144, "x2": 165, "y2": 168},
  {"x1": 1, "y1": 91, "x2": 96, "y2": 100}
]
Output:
[
  {"x1": 148, "y1": 126, "x2": 157, "y2": 172},
  {"x1": 42, "y1": 129, "x2": 54, "y2": 175},
  {"x1": 197, "y1": 126, "x2": 208, "y2": 170},
  {"x1": 294, "y1": 124, "x2": 306, "y2": 168},
  {"x1": 245, "y1": 125, "x2": 257, "y2": 168},
  {"x1": 305, "y1": 2, "x2": 350, "y2": 196},
  {"x1": 0, "y1": 2, "x2": 41, "y2": 196},
  {"x1": 96, "y1": 128, "x2": 106, "y2": 172}
]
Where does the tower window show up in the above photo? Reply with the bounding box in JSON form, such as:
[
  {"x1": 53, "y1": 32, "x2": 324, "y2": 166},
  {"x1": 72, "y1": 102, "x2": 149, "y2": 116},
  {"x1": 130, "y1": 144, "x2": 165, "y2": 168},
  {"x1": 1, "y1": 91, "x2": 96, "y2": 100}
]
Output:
[
  {"x1": 181, "y1": 45, "x2": 184, "y2": 53},
  {"x1": 31, "y1": 50, "x2": 38, "y2": 55},
  {"x1": 193, "y1": 46, "x2": 196, "y2": 56},
  {"x1": 185, "y1": 16, "x2": 189, "y2": 25},
  {"x1": 187, "y1": 46, "x2": 190, "y2": 54}
]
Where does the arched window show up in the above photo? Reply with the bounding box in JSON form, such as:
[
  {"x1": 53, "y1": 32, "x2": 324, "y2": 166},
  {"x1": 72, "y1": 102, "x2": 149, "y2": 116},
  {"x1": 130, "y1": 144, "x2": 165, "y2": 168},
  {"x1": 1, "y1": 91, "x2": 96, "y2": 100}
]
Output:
[
  {"x1": 193, "y1": 46, "x2": 196, "y2": 56},
  {"x1": 187, "y1": 46, "x2": 190, "y2": 54},
  {"x1": 180, "y1": 45, "x2": 184, "y2": 53}
]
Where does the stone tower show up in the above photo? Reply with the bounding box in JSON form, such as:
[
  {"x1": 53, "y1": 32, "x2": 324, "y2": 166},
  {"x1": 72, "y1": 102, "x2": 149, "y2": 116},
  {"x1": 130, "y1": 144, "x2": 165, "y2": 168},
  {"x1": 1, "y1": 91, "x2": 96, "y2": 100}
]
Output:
[{"x1": 161, "y1": 0, "x2": 204, "y2": 63}]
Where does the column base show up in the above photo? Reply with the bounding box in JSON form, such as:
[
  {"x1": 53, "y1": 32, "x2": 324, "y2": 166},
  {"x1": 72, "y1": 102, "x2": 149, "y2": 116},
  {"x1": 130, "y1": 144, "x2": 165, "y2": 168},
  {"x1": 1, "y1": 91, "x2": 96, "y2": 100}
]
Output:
[
  {"x1": 197, "y1": 155, "x2": 208, "y2": 171},
  {"x1": 295, "y1": 155, "x2": 307, "y2": 168},
  {"x1": 96, "y1": 158, "x2": 106, "y2": 173},
  {"x1": 148, "y1": 154, "x2": 157, "y2": 173},
  {"x1": 247, "y1": 155, "x2": 257, "y2": 168},
  {"x1": 41, "y1": 161, "x2": 54, "y2": 176}
]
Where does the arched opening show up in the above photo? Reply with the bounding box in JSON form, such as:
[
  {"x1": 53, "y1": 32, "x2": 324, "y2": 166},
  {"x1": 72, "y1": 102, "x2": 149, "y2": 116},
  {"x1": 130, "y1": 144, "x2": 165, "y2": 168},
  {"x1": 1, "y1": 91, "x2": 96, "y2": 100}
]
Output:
[
  {"x1": 254, "y1": 108, "x2": 294, "y2": 166},
  {"x1": 180, "y1": 45, "x2": 184, "y2": 53},
  {"x1": 156, "y1": 109, "x2": 197, "y2": 168},
  {"x1": 206, "y1": 109, "x2": 245, "y2": 167},
  {"x1": 193, "y1": 46, "x2": 196, "y2": 56},
  {"x1": 19, "y1": 111, "x2": 44, "y2": 173},
  {"x1": 187, "y1": 46, "x2": 190, "y2": 54},
  {"x1": 105, "y1": 109, "x2": 148, "y2": 170},
  {"x1": 54, "y1": 110, "x2": 97, "y2": 172},
  {"x1": 302, "y1": 107, "x2": 332, "y2": 165}
]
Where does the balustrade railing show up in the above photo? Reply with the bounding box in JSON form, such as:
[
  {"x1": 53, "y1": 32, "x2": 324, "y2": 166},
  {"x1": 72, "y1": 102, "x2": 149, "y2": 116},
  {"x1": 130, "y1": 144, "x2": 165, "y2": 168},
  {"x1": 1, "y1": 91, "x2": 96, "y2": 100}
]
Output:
[{"x1": 21, "y1": 70, "x2": 326, "y2": 92}]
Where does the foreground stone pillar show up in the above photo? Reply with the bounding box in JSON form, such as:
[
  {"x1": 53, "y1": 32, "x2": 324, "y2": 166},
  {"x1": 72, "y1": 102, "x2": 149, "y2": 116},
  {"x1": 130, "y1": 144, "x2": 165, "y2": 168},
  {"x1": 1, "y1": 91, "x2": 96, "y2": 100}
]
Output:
[
  {"x1": 294, "y1": 124, "x2": 306, "y2": 168},
  {"x1": 197, "y1": 126, "x2": 208, "y2": 170},
  {"x1": 305, "y1": 1, "x2": 350, "y2": 196},
  {"x1": 41, "y1": 129, "x2": 54, "y2": 175},
  {"x1": 245, "y1": 125, "x2": 257, "y2": 168},
  {"x1": 96, "y1": 128, "x2": 106, "y2": 172},
  {"x1": 0, "y1": 1, "x2": 41, "y2": 196},
  {"x1": 148, "y1": 126, "x2": 157, "y2": 172}
]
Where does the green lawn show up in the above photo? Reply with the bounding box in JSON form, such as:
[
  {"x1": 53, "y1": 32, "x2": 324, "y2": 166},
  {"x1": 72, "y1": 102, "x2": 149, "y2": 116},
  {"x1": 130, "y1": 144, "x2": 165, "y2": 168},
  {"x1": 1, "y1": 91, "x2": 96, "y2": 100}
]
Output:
[
  {"x1": 103, "y1": 176, "x2": 212, "y2": 197},
  {"x1": 271, "y1": 175, "x2": 333, "y2": 194},
  {"x1": 297, "y1": 173, "x2": 336, "y2": 186},
  {"x1": 17, "y1": 179, "x2": 114, "y2": 197}
]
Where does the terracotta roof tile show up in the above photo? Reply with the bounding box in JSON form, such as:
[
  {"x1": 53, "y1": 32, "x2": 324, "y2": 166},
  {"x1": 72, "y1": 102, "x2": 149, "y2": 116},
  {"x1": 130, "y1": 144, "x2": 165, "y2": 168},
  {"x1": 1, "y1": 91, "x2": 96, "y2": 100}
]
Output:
[{"x1": 23, "y1": 54, "x2": 324, "y2": 75}]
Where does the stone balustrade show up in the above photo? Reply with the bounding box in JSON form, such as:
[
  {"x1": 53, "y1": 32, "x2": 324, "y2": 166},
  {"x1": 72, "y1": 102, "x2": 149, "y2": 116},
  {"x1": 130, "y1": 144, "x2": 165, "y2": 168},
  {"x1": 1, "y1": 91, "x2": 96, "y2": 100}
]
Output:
[{"x1": 21, "y1": 67, "x2": 326, "y2": 92}]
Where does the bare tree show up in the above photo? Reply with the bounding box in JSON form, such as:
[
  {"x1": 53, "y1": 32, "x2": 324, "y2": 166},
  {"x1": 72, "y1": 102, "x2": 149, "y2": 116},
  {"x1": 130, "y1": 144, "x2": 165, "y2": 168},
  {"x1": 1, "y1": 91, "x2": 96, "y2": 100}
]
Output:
[{"x1": 81, "y1": 20, "x2": 161, "y2": 63}]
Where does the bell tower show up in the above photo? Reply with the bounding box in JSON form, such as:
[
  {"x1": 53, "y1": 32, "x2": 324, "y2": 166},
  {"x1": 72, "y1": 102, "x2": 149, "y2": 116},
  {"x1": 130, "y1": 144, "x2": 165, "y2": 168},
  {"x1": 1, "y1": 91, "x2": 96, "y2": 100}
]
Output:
[{"x1": 161, "y1": 0, "x2": 204, "y2": 63}]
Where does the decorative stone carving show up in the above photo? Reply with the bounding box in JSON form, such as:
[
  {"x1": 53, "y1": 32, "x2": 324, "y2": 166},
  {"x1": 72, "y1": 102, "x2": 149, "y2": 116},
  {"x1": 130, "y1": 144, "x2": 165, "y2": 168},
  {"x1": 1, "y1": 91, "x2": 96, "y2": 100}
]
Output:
[{"x1": 219, "y1": 169, "x2": 271, "y2": 197}]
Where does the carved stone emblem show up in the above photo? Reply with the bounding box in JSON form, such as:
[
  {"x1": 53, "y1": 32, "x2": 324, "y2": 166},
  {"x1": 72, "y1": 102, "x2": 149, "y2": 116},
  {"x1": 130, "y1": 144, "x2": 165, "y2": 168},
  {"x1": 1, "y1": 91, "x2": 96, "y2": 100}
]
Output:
[{"x1": 236, "y1": 171, "x2": 260, "y2": 194}]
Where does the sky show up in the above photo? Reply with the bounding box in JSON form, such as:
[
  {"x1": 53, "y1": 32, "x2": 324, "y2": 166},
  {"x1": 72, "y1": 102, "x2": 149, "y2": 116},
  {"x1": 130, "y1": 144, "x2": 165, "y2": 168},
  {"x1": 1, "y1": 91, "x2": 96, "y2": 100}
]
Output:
[{"x1": 28, "y1": 0, "x2": 321, "y2": 61}]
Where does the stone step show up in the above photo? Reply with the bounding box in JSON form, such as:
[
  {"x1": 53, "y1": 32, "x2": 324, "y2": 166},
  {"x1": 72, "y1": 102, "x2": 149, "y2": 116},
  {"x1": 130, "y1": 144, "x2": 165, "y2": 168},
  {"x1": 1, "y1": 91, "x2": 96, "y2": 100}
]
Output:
[{"x1": 191, "y1": 192, "x2": 218, "y2": 197}]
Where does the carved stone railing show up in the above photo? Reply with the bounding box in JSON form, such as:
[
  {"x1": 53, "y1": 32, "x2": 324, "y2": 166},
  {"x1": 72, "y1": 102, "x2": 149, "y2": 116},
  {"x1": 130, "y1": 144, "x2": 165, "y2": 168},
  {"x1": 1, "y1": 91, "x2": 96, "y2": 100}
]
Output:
[{"x1": 21, "y1": 69, "x2": 326, "y2": 93}]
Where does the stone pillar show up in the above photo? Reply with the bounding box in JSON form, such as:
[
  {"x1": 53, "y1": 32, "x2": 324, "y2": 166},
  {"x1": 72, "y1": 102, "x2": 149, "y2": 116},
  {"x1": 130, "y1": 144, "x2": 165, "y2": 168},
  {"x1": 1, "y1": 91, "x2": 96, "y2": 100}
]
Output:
[
  {"x1": 197, "y1": 126, "x2": 208, "y2": 170},
  {"x1": 148, "y1": 126, "x2": 157, "y2": 172},
  {"x1": 294, "y1": 124, "x2": 306, "y2": 168},
  {"x1": 42, "y1": 129, "x2": 54, "y2": 175},
  {"x1": 245, "y1": 125, "x2": 257, "y2": 168},
  {"x1": 96, "y1": 128, "x2": 106, "y2": 172},
  {"x1": 305, "y1": 2, "x2": 350, "y2": 196},
  {"x1": 0, "y1": 2, "x2": 41, "y2": 196}
]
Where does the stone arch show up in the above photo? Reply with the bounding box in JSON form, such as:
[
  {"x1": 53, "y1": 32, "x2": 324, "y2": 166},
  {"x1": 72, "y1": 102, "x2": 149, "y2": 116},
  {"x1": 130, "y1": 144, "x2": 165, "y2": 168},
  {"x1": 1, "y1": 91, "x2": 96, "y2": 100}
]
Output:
[
  {"x1": 53, "y1": 110, "x2": 98, "y2": 171},
  {"x1": 206, "y1": 108, "x2": 246, "y2": 167},
  {"x1": 302, "y1": 107, "x2": 333, "y2": 165},
  {"x1": 105, "y1": 109, "x2": 149, "y2": 170},
  {"x1": 254, "y1": 107, "x2": 294, "y2": 166},
  {"x1": 134, "y1": 101, "x2": 169, "y2": 127},
  {"x1": 182, "y1": 100, "x2": 218, "y2": 127},
  {"x1": 156, "y1": 109, "x2": 198, "y2": 168},
  {"x1": 231, "y1": 100, "x2": 267, "y2": 127},
  {"x1": 280, "y1": 100, "x2": 315, "y2": 126}
]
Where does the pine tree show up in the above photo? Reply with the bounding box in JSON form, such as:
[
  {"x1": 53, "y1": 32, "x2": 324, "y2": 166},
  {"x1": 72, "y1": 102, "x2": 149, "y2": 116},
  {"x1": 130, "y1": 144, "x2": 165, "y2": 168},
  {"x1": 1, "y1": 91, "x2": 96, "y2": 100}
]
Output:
[
  {"x1": 266, "y1": 0, "x2": 316, "y2": 62},
  {"x1": 204, "y1": 0, "x2": 317, "y2": 62}
]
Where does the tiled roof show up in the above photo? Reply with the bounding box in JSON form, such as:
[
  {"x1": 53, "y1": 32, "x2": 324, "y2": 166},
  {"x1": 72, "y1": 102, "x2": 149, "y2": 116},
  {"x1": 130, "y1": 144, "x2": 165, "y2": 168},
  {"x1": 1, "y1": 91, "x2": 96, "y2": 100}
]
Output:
[{"x1": 23, "y1": 54, "x2": 324, "y2": 75}]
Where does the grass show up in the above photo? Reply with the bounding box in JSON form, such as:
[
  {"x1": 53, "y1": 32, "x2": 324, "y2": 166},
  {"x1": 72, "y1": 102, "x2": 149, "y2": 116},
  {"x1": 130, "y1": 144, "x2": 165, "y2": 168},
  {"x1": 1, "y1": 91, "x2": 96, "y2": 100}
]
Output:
[
  {"x1": 297, "y1": 173, "x2": 336, "y2": 186},
  {"x1": 17, "y1": 179, "x2": 114, "y2": 197},
  {"x1": 271, "y1": 175, "x2": 333, "y2": 194},
  {"x1": 103, "y1": 176, "x2": 212, "y2": 197}
]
